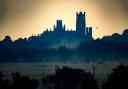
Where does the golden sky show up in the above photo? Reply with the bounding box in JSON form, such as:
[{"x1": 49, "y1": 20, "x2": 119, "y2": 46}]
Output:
[{"x1": 0, "y1": 0, "x2": 128, "y2": 40}]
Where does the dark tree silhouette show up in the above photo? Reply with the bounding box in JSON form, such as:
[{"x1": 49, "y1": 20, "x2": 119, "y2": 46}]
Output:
[
  {"x1": 102, "y1": 65, "x2": 128, "y2": 89},
  {"x1": 11, "y1": 72, "x2": 39, "y2": 89},
  {"x1": 0, "y1": 71, "x2": 39, "y2": 89},
  {"x1": 41, "y1": 66, "x2": 99, "y2": 89},
  {"x1": 0, "y1": 71, "x2": 10, "y2": 89},
  {"x1": 92, "y1": 57, "x2": 97, "y2": 78}
]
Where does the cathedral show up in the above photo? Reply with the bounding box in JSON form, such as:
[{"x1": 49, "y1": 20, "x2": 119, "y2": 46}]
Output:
[{"x1": 40, "y1": 12, "x2": 93, "y2": 48}]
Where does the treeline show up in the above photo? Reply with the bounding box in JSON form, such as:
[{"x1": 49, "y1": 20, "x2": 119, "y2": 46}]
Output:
[
  {"x1": 0, "y1": 29, "x2": 128, "y2": 62},
  {"x1": 0, "y1": 40, "x2": 128, "y2": 62},
  {"x1": 0, "y1": 65, "x2": 128, "y2": 89}
]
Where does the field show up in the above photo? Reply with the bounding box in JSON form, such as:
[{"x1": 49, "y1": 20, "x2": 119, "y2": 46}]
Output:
[{"x1": 0, "y1": 61, "x2": 127, "y2": 83}]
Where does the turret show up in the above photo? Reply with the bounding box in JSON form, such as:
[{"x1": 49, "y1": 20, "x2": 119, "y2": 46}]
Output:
[
  {"x1": 55, "y1": 20, "x2": 65, "y2": 32},
  {"x1": 86, "y1": 27, "x2": 92, "y2": 40}
]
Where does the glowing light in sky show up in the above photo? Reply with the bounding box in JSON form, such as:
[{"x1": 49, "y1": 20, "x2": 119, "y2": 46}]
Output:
[{"x1": 0, "y1": 0, "x2": 128, "y2": 40}]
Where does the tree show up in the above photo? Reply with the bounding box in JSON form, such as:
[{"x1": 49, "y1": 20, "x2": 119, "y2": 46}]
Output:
[
  {"x1": 92, "y1": 57, "x2": 97, "y2": 78},
  {"x1": 11, "y1": 72, "x2": 39, "y2": 89},
  {"x1": 41, "y1": 66, "x2": 99, "y2": 89},
  {"x1": 102, "y1": 65, "x2": 128, "y2": 89},
  {"x1": 0, "y1": 71, "x2": 10, "y2": 89}
]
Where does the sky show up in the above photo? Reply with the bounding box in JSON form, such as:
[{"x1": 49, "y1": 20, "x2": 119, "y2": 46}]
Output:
[{"x1": 0, "y1": 0, "x2": 128, "y2": 40}]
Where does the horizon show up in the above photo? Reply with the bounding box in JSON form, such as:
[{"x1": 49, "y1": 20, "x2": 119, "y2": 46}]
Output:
[
  {"x1": 0, "y1": 1, "x2": 128, "y2": 89},
  {"x1": 0, "y1": 19, "x2": 127, "y2": 41},
  {"x1": 0, "y1": 0, "x2": 128, "y2": 40}
]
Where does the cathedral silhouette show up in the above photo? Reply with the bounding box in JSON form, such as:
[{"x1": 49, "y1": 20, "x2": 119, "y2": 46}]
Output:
[{"x1": 40, "y1": 12, "x2": 93, "y2": 48}]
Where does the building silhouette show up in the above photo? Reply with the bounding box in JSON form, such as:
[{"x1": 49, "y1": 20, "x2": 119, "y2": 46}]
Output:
[
  {"x1": 40, "y1": 12, "x2": 93, "y2": 48},
  {"x1": 0, "y1": 12, "x2": 93, "y2": 48}
]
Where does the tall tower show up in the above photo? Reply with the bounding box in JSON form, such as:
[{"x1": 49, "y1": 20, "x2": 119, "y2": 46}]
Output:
[{"x1": 76, "y1": 12, "x2": 86, "y2": 36}]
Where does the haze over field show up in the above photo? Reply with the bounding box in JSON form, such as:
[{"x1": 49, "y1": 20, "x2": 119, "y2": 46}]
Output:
[{"x1": 0, "y1": 62, "x2": 124, "y2": 82}]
